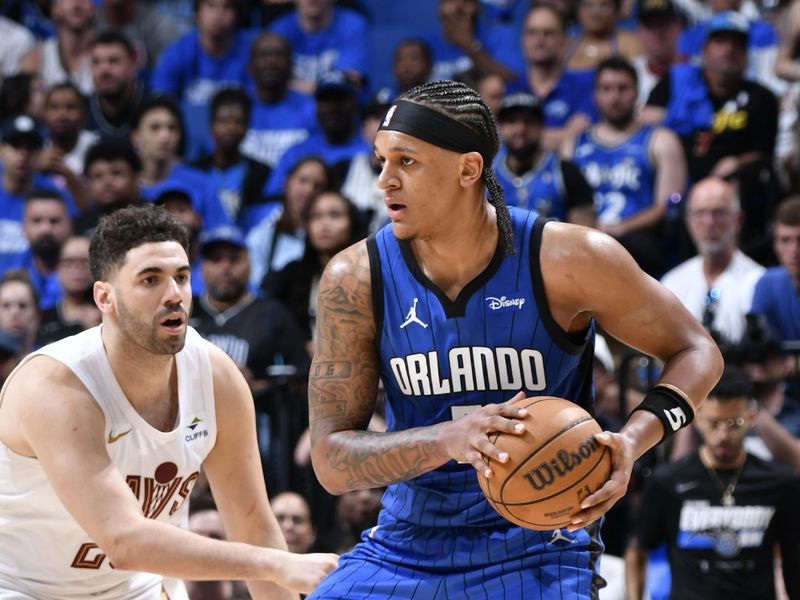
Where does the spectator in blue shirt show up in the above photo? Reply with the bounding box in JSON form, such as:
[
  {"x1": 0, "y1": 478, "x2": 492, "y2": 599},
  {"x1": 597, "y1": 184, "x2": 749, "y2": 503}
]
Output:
[
  {"x1": 265, "y1": 70, "x2": 369, "y2": 196},
  {"x1": 511, "y1": 4, "x2": 596, "y2": 150},
  {"x1": 751, "y1": 197, "x2": 800, "y2": 344},
  {"x1": 131, "y1": 96, "x2": 231, "y2": 232},
  {"x1": 750, "y1": 198, "x2": 800, "y2": 435},
  {"x1": 428, "y1": 0, "x2": 521, "y2": 83},
  {"x1": 677, "y1": 0, "x2": 781, "y2": 93},
  {"x1": 494, "y1": 92, "x2": 595, "y2": 225},
  {"x1": 375, "y1": 38, "x2": 434, "y2": 103},
  {"x1": 240, "y1": 32, "x2": 317, "y2": 169},
  {"x1": 151, "y1": 0, "x2": 252, "y2": 160},
  {"x1": 0, "y1": 116, "x2": 74, "y2": 261},
  {"x1": 0, "y1": 189, "x2": 73, "y2": 311},
  {"x1": 269, "y1": 0, "x2": 369, "y2": 94},
  {"x1": 192, "y1": 87, "x2": 271, "y2": 225}
]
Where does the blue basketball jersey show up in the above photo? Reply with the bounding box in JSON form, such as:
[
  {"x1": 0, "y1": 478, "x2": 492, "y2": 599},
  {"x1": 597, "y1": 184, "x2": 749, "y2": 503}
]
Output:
[
  {"x1": 572, "y1": 125, "x2": 657, "y2": 225},
  {"x1": 369, "y1": 207, "x2": 595, "y2": 530},
  {"x1": 494, "y1": 149, "x2": 568, "y2": 219},
  {"x1": 309, "y1": 208, "x2": 603, "y2": 600}
]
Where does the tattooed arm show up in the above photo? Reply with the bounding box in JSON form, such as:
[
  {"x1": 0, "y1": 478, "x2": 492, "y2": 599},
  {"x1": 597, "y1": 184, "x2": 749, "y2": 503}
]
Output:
[{"x1": 309, "y1": 242, "x2": 528, "y2": 495}]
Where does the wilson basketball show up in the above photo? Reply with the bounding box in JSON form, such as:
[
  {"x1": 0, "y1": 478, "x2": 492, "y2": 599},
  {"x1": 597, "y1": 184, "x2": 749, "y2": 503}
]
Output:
[{"x1": 478, "y1": 396, "x2": 612, "y2": 531}]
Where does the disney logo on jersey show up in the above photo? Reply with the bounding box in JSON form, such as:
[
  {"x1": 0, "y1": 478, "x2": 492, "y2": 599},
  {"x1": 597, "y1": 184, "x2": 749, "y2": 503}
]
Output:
[{"x1": 486, "y1": 295, "x2": 526, "y2": 311}]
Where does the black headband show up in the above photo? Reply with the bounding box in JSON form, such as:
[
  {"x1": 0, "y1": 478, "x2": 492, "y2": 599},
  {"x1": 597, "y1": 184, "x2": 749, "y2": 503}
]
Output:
[{"x1": 378, "y1": 100, "x2": 492, "y2": 162}]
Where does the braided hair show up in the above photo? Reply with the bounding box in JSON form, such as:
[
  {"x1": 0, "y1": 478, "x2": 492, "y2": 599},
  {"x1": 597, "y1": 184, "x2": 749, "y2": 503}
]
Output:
[{"x1": 398, "y1": 80, "x2": 515, "y2": 254}]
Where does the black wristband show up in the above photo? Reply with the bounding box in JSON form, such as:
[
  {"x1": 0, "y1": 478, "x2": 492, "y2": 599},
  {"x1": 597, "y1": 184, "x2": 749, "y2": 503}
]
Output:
[{"x1": 631, "y1": 385, "x2": 695, "y2": 441}]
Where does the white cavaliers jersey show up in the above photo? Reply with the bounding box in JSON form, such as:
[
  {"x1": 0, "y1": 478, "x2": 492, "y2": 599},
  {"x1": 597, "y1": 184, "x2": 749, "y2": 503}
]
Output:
[{"x1": 0, "y1": 326, "x2": 217, "y2": 599}]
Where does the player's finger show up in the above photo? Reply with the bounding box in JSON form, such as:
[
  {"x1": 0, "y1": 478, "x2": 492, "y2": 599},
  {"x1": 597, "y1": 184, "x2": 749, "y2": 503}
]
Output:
[
  {"x1": 466, "y1": 450, "x2": 493, "y2": 478},
  {"x1": 497, "y1": 393, "x2": 528, "y2": 418},
  {"x1": 580, "y1": 475, "x2": 626, "y2": 509},
  {"x1": 567, "y1": 495, "x2": 620, "y2": 532},
  {"x1": 484, "y1": 415, "x2": 527, "y2": 435},
  {"x1": 474, "y1": 435, "x2": 509, "y2": 463},
  {"x1": 502, "y1": 391, "x2": 527, "y2": 405}
]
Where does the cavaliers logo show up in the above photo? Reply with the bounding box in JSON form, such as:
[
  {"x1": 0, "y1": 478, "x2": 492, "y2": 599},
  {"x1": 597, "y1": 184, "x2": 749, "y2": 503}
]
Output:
[{"x1": 71, "y1": 462, "x2": 198, "y2": 570}]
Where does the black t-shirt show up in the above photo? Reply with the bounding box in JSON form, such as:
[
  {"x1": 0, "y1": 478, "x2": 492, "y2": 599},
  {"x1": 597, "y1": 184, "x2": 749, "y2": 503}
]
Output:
[
  {"x1": 560, "y1": 159, "x2": 595, "y2": 213},
  {"x1": 36, "y1": 305, "x2": 85, "y2": 347},
  {"x1": 635, "y1": 452, "x2": 800, "y2": 600},
  {"x1": 647, "y1": 73, "x2": 778, "y2": 182},
  {"x1": 189, "y1": 294, "x2": 309, "y2": 380}
]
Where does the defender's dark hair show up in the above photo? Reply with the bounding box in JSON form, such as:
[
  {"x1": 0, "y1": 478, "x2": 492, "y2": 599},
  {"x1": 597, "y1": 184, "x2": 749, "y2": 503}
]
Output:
[
  {"x1": 708, "y1": 364, "x2": 754, "y2": 401},
  {"x1": 398, "y1": 80, "x2": 514, "y2": 254},
  {"x1": 84, "y1": 137, "x2": 142, "y2": 175},
  {"x1": 210, "y1": 86, "x2": 252, "y2": 122},
  {"x1": 90, "y1": 205, "x2": 190, "y2": 281},
  {"x1": 595, "y1": 56, "x2": 639, "y2": 88}
]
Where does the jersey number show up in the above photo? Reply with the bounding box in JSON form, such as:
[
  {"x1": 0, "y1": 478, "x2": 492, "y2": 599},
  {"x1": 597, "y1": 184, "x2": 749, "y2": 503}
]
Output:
[{"x1": 595, "y1": 191, "x2": 626, "y2": 225}]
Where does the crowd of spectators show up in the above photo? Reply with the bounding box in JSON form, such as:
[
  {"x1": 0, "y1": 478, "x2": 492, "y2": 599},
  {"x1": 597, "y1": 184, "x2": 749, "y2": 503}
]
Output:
[{"x1": 1, "y1": 0, "x2": 800, "y2": 597}]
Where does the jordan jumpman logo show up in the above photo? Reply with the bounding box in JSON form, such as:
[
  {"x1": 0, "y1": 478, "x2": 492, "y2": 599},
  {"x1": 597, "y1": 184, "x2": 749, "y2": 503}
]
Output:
[{"x1": 400, "y1": 298, "x2": 428, "y2": 329}]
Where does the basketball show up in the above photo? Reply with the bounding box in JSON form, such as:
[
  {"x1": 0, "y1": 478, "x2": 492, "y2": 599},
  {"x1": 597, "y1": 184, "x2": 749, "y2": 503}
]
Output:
[{"x1": 478, "y1": 396, "x2": 612, "y2": 531}]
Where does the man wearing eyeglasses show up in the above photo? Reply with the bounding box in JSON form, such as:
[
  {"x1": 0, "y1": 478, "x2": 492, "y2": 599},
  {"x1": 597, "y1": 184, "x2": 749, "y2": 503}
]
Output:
[
  {"x1": 625, "y1": 364, "x2": 800, "y2": 600},
  {"x1": 661, "y1": 177, "x2": 764, "y2": 344}
]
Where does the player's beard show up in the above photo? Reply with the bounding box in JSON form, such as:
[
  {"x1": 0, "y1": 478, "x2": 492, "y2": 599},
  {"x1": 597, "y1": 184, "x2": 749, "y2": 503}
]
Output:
[{"x1": 117, "y1": 296, "x2": 186, "y2": 356}]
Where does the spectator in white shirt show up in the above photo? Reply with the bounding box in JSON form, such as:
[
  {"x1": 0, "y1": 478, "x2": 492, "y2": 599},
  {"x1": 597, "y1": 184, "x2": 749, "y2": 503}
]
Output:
[{"x1": 661, "y1": 176, "x2": 764, "y2": 343}]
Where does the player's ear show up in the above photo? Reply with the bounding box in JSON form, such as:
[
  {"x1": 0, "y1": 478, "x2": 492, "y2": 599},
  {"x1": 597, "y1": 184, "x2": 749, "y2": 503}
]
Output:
[
  {"x1": 459, "y1": 151, "x2": 484, "y2": 189},
  {"x1": 93, "y1": 280, "x2": 115, "y2": 315}
]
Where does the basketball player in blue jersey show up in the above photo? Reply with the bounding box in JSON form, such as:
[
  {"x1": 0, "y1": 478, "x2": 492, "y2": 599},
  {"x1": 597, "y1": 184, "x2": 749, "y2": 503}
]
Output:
[
  {"x1": 307, "y1": 79, "x2": 723, "y2": 599},
  {"x1": 563, "y1": 56, "x2": 686, "y2": 277}
]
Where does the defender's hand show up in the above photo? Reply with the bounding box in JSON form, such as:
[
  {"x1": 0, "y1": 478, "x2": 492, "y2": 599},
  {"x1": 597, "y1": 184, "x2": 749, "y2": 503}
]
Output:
[
  {"x1": 439, "y1": 392, "x2": 529, "y2": 478},
  {"x1": 567, "y1": 431, "x2": 634, "y2": 531},
  {"x1": 277, "y1": 552, "x2": 339, "y2": 593}
]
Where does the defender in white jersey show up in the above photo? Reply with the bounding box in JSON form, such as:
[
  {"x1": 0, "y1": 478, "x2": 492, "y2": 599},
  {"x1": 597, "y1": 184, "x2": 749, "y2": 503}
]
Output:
[{"x1": 0, "y1": 205, "x2": 337, "y2": 599}]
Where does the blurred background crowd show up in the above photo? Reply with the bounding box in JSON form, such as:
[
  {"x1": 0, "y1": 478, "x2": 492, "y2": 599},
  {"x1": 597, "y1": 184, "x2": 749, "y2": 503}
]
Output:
[{"x1": 1, "y1": 0, "x2": 800, "y2": 598}]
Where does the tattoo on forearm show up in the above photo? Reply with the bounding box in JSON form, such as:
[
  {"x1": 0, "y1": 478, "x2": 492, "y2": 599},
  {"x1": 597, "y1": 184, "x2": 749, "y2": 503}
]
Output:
[
  {"x1": 327, "y1": 430, "x2": 444, "y2": 489},
  {"x1": 311, "y1": 361, "x2": 352, "y2": 379},
  {"x1": 309, "y1": 244, "x2": 448, "y2": 489}
]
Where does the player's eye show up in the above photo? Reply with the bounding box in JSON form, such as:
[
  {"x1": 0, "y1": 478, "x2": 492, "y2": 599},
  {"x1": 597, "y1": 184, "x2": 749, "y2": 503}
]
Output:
[{"x1": 401, "y1": 156, "x2": 415, "y2": 166}]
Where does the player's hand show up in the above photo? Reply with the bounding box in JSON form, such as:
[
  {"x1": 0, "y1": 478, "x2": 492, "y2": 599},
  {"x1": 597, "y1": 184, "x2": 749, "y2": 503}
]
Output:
[
  {"x1": 566, "y1": 430, "x2": 634, "y2": 532},
  {"x1": 275, "y1": 552, "x2": 339, "y2": 593},
  {"x1": 439, "y1": 392, "x2": 529, "y2": 478}
]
